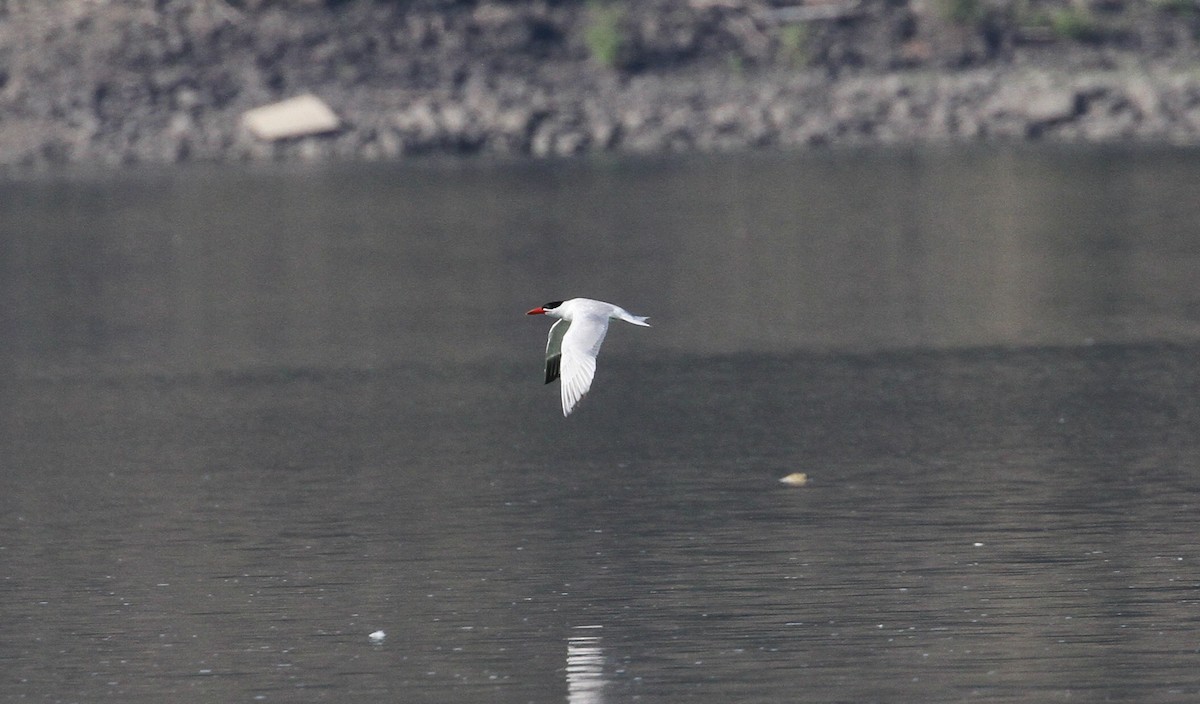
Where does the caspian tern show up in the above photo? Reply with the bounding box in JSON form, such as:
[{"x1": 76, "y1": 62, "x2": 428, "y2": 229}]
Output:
[{"x1": 526, "y1": 298, "x2": 650, "y2": 417}]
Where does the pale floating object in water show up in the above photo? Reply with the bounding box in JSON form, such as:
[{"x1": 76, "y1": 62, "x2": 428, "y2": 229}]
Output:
[
  {"x1": 242, "y1": 94, "x2": 340, "y2": 141},
  {"x1": 778, "y1": 472, "x2": 808, "y2": 486},
  {"x1": 368, "y1": 630, "x2": 386, "y2": 643}
]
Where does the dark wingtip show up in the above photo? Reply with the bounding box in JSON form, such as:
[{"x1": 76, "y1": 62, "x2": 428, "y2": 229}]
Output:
[{"x1": 544, "y1": 354, "x2": 561, "y2": 384}]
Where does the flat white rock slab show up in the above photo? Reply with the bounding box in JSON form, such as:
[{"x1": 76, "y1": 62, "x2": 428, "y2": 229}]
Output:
[{"x1": 243, "y1": 94, "x2": 339, "y2": 141}]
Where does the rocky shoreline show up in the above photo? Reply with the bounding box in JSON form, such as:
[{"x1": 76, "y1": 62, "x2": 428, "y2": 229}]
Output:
[{"x1": 4, "y1": 0, "x2": 1200, "y2": 170}]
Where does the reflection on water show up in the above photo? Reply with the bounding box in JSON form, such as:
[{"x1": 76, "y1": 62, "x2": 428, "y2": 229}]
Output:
[
  {"x1": 3, "y1": 148, "x2": 1200, "y2": 702},
  {"x1": 567, "y1": 625, "x2": 606, "y2": 704}
]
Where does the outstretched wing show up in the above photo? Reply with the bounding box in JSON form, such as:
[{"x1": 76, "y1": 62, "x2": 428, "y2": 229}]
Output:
[
  {"x1": 557, "y1": 313, "x2": 610, "y2": 417},
  {"x1": 544, "y1": 319, "x2": 568, "y2": 384}
]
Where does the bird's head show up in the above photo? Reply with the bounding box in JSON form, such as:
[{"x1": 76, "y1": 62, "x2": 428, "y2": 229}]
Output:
[{"x1": 526, "y1": 300, "x2": 565, "y2": 317}]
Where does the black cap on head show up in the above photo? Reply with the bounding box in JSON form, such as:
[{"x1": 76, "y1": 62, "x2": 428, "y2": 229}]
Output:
[{"x1": 542, "y1": 301, "x2": 564, "y2": 310}]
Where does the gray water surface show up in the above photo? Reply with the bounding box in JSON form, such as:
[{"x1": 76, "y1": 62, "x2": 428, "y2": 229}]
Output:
[{"x1": 4, "y1": 148, "x2": 1200, "y2": 702}]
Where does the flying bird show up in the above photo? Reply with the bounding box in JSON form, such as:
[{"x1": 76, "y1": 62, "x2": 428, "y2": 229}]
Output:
[{"x1": 526, "y1": 298, "x2": 650, "y2": 416}]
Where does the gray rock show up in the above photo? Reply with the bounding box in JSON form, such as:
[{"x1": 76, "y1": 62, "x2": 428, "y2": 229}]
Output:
[
  {"x1": 4, "y1": 0, "x2": 1200, "y2": 170},
  {"x1": 1024, "y1": 88, "x2": 1080, "y2": 126}
]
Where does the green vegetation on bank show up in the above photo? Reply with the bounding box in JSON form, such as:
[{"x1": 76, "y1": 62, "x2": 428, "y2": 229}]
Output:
[{"x1": 584, "y1": 1, "x2": 626, "y2": 69}]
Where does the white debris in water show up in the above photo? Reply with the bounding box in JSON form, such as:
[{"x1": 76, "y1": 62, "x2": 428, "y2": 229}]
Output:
[
  {"x1": 778, "y1": 472, "x2": 809, "y2": 486},
  {"x1": 242, "y1": 94, "x2": 340, "y2": 141},
  {"x1": 369, "y1": 630, "x2": 386, "y2": 643}
]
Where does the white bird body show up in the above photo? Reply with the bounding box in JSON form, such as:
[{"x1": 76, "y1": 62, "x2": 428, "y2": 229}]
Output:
[{"x1": 526, "y1": 298, "x2": 650, "y2": 416}]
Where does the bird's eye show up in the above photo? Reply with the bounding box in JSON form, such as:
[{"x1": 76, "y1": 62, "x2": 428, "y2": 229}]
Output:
[{"x1": 543, "y1": 300, "x2": 563, "y2": 309}]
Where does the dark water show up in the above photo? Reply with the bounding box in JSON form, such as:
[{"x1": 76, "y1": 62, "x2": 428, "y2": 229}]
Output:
[{"x1": 4, "y1": 147, "x2": 1200, "y2": 702}]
